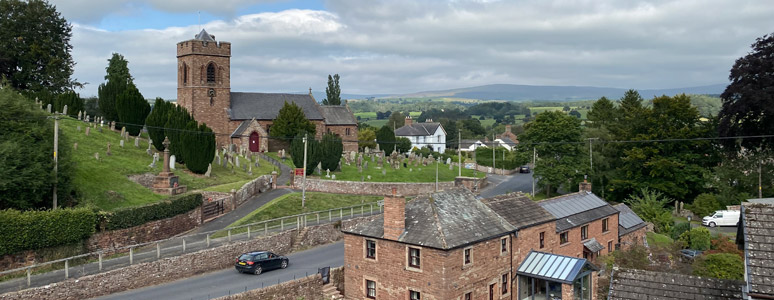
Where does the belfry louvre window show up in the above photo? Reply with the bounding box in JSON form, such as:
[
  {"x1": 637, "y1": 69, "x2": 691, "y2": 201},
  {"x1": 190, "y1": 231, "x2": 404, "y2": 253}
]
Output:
[{"x1": 206, "y1": 63, "x2": 216, "y2": 83}]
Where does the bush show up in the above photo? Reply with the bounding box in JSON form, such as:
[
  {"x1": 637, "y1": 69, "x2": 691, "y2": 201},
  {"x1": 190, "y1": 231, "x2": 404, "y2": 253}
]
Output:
[
  {"x1": 320, "y1": 133, "x2": 343, "y2": 171},
  {"x1": 688, "y1": 193, "x2": 722, "y2": 218},
  {"x1": 671, "y1": 222, "x2": 692, "y2": 240},
  {"x1": 0, "y1": 208, "x2": 97, "y2": 256},
  {"x1": 103, "y1": 193, "x2": 202, "y2": 231},
  {"x1": 290, "y1": 134, "x2": 321, "y2": 176},
  {"x1": 603, "y1": 244, "x2": 650, "y2": 270},
  {"x1": 145, "y1": 98, "x2": 173, "y2": 151},
  {"x1": 376, "y1": 125, "x2": 395, "y2": 153},
  {"x1": 625, "y1": 188, "x2": 673, "y2": 233},
  {"x1": 707, "y1": 234, "x2": 744, "y2": 257},
  {"x1": 693, "y1": 253, "x2": 744, "y2": 280},
  {"x1": 679, "y1": 227, "x2": 711, "y2": 250},
  {"x1": 396, "y1": 137, "x2": 412, "y2": 153},
  {"x1": 181, "y1": 121, "x2": 215, "y2": 174}
]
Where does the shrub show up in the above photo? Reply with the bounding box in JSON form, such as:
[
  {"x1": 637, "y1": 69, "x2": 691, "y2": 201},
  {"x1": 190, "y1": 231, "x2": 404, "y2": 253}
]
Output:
[
  {"x1": 145, "y1": 98, "x2": 173, "y2": 151},
  {"x1": 679, "y1": 227, "x2": 711, "y2": 251},
  {"x1": 688, "y1": 193, "x2": 722, "y2": 218},
  {"x1": 707, "y1": 234, "x2": 744, "y2": 257},
  {"x1": 671, "y1": 222, "x2": 692, "y2": 240},
  {"x1": 396, "y1": 137, "x2": 412, "y2": 153},
  {"x1": 376, "y1": 125, "x2": 395, "y2": 153},
  {"x1": 603, "y1": 244, "x2": 650, "y2": 270},
  {"x1": 0, "y1": 207, "x2": 97, "y2": 256},
  {"x1": 625, "y1": 188, "x2": 673, "y2": 233},
  {"x1": 103, "y1": 193, "x2": 202, "y2": 231},
  {"x1": 693, "y1": 253, "x2": 744, "y2": 280},
  {"x1": 181, "y1": 121, "x2": 215, "y2": 174},
  {"x1": 290, "y1": 134, "x2": 321, "y2": 176}
]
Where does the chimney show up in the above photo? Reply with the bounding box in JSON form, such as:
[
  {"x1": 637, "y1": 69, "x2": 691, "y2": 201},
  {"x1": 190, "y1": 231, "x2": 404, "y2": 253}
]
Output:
[
  {"x1": 404, "y1": 116, "x2": 413, "y2": 126},
  {"x1": 383, "y1": 188, "x2": 405, "y2": 240},
  {"x1": 579, "y1": 176, "x2": 592, "y2": 193},
  {"x1": 505, "y1": 124, "x2": 512, "y2": 133},
  {"x1": 425, "y1": 118, "x2": 433, "y2": 123}
]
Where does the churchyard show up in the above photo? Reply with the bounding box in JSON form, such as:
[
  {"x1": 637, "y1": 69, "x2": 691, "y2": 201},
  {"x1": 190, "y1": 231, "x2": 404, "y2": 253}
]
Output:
[{"x1": 61, "y1": 116, "x2": 277, "y2": 211}]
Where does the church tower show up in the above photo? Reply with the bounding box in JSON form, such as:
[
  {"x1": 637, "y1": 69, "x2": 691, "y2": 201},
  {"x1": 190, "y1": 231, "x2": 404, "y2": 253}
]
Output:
[{"x1": 177, "y1": 29, "x2": 231, "y2": 146}]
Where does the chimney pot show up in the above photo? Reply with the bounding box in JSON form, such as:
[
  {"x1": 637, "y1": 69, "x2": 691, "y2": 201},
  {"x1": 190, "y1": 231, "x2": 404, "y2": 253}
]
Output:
[
  {"x1": 579, "y1": 178, "x2": 592, "y2": 193},
  {"x1": 383, "y1": 191, "x2": 405, "y2": 241}
]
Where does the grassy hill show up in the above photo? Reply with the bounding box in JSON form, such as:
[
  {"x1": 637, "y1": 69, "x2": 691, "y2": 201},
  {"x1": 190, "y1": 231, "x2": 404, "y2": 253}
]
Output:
[{"x1": 60, "y1": 117, "x2": 277, "y2": 211}]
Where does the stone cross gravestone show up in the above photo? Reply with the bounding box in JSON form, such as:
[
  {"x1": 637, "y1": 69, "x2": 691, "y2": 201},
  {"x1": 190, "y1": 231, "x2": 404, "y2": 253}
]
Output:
[
  {"x1": 326, "y1": 169, "x2": 330, "y2": 178},
  {"x1": 170, "y1": 155, "x2": 176, "y2": 170}
]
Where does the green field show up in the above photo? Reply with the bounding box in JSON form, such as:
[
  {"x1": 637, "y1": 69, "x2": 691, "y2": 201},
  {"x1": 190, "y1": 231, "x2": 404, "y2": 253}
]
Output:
[
  {"x1": 321, "y1": 156, "x2": 483, "y2": 182},
  {"x1": 356, "y1": 111, "x2": 421, "y2": 128},
  {"x1": 60, "y1": 117, "x2": 275, "y2": 211}
]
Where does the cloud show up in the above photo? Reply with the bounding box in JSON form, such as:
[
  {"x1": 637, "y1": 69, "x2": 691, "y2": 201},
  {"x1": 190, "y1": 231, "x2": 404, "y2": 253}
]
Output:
[
  {"x1": 68, "y1": 0, "x2": 774, "y2": 99},
  {"x1": 52, "y1": 0, "x2": 279, "y2": 22}
]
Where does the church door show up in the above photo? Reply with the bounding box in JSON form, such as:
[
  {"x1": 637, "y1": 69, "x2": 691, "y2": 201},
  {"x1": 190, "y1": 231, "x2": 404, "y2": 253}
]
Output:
[{"x1": 249, "y1": 131, "x2": 260, "y2": 152}]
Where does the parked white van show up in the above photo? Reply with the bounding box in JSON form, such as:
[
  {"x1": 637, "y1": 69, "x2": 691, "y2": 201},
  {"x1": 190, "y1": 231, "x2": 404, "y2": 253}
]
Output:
[{"x1": 702, "y1": 210, "x2": 740, "y2": 227}]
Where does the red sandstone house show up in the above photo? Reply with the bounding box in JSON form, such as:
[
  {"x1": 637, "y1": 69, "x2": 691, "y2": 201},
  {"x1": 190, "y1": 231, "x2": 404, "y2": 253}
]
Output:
[
  {"x1": 175, "y1": 29, "x2": 358, "y2": 152},
  {"x1": 341, "y1": 183, "x2": 646, "y2": 300}
]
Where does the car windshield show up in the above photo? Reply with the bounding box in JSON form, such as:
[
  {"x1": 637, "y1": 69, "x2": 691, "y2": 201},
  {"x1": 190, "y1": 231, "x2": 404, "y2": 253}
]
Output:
[{"x1": 239, "y1": 254, "x2": 253, "y2": 261}]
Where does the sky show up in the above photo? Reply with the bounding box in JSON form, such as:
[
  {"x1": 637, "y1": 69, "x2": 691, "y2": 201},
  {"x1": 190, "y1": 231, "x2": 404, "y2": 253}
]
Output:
[{"x1": 51, "y1": 0, "x2": 774, "y2": 99}]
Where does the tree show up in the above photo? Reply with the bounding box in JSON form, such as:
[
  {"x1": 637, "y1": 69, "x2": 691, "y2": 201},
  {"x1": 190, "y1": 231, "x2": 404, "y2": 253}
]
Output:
[
  {"x1": 0, "y1": 0, "x2": 76, "y2": 95},
  {"x1": 568, "y1": 110, "x2": 581, "y2": 118},
  {"x1": 679, "y1": 227, "x2": 711, "y2": 250},
  {"x1": 458, "y1": 119, "x2": 486, "y2": 138},
  {"x1": 376, "y1": 125, "x2": 396, "y2": 153},
  {"x1": 98, "y1": 53, "x2": 134, "y2": 126},
  {"x1": 322, "y1": 74, "x2": 341, "y2": 105},
  {"x1": 290, "y1": 134, "x2": 321, "y2": 175},
  {"x1": 718, "y1": 33, "x2": 774, "y2": 154},
  {"x1": 115, "y1": 83, "x2": 150, "y2": 136},
  {"x1": 357, "y1": 128, "x2": 376, "y2": 151},
  {"x1": 181, "y1": 121, "x2": 215, "y2": 174},
  {"x1": 165, "y1": 105, "x2": 194, "y2": 163},
  {"x1": 54, "y1": 90, "x2": 83, "y2": 117},
  {"x1": 688, "y1": 193, "x2": 722, "y2": 219},
  {"x1": 320, "y1": 133, "x2": 343, "y2": 171},
  {"x1": 562, "y1": 105, "x2": 571, "y2": 112},
  {"x1": 0, "y1": 87, "x2": 74, "y2": 210},
  {"x1": 693, "y1": 253, "x2": 744, "y2": 280},
  {"x1": 625, "y1": 188, "x2": 673, "y2": 233},
  {"x1": 83, "y1": 96, "x2": 100, "y2": 118},
  {"x1": 270, "y1": 101, "x2": 315, "y2": 140},
  {"x1": 518, "y1": 111, "x2": 586, "y2": 196},
  {"x1": 396, "y1": 137, "x2": 412, "y2": 153},
  {"x1": 587, "y1": 97, "x2": 617, "y2": 128},
  {"x1": 387, "y1": 111, "x2": 405, "y2": 129},
  {"x1": 145, "y1": 98, "x2": 173, "y2": 151}
]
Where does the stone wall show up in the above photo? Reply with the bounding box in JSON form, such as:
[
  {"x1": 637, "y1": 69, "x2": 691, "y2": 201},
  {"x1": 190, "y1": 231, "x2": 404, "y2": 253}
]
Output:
[
  {"x1": 0, "y1": 218, "x2": 366, "y2": 300},
  {"x1": 454, "y1": 176, "x2": 488, "y2": 192},
  {"x1": 300, "y1": 178, "x2": 456, "y2": 196},
  {"x1": 231, "y1": 175, "x2": 271, "y2": 207},
  {"x1": 212, "y1": 267, "x2": 344, "y2": 300}
]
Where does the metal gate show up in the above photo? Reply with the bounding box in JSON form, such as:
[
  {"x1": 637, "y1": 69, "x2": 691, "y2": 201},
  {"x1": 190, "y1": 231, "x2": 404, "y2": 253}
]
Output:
[{"x1": 202, "y1": 197, "x2": 226, "y2": 221}]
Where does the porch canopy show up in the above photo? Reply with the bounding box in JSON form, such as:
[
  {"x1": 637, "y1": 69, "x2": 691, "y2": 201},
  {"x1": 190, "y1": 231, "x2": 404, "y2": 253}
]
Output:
[{"x1": 516, "y1": 251, "x2": 597, "y2": 284}]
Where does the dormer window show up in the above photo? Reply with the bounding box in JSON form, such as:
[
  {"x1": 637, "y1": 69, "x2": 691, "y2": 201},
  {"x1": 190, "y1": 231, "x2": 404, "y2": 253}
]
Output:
[{"x1": 206, "y1": 63, "x2": 216, "y2": 83}]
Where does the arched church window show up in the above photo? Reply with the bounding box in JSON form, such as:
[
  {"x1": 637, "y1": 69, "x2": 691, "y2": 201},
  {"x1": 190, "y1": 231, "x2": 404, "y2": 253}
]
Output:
[
  {"x1": 206, "y1": 63, "x2": 216, "y2": 83},
  {"x1": 183, "y1": 63, "x2": 188, "y2": 84}
]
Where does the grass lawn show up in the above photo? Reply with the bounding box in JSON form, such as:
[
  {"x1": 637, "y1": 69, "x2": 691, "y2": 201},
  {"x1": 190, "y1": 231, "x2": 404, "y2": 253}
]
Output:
[
  {"x1": 217, "y1": 192, "x2": 381, "y2": 236},
  {"x1": 646, "y1": 232, "x2": 673, "y2": 248},
  {"x1": 61, "y1": 117, "x2": 274, "y2": 211},
  {"x1": 320, "y1": 157, "x2": 483, "y2": 182},
  {"x1": 365, "y1": 119, "x2": 388, "y2": 128}
]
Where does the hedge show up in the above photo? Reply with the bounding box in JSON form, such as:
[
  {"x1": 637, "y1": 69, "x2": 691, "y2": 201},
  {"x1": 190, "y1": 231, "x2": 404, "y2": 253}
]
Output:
[
  {"x1": 103, "y1": 193, "x2": 202, "y2": 231},
  {"x1": 0, "y1": 207, "x2": 97, "y2": 256}
]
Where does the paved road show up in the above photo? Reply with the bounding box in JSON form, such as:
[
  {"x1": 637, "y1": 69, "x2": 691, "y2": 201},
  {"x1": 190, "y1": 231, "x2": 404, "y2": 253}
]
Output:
[
  {"x1": 94, "y1": 242, "x2": 344, "y2": 300},
  {"x1": 478, "y1": 172, "x2": 534, "y2": 198}
]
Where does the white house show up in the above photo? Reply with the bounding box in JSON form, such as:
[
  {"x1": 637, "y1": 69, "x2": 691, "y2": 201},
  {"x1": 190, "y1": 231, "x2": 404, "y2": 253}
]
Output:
[
  {"x1": 459, "y1": 139, "x2": 485, "y2": 152},
  {"x1": 493, "y1": 137, "x2": 517, "y2": 151},
  {"x1": 394, "y1": 117, "x2": 446, "y2": 152}
]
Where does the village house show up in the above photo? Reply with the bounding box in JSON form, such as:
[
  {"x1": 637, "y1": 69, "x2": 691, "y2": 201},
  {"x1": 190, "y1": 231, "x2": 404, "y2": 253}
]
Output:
[
  {"x1": 175, "y1": 29, "x2": 358, "y2": 152},
  {"x1": 342, "y1": 181, "x2": 645, "y2": 299},
  {"x1": 459, "y1": 139, "x2": 485, "y2": 152},
  {"x1": 394, "y1": 117, "x2": 446, "y2": 153},
  {"x1": 737, "y1": 198, "x2": 774, "y2": 299}
]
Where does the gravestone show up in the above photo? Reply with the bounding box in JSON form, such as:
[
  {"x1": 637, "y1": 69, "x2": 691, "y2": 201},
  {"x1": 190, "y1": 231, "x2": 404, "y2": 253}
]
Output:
[
  {"x1": 106, "y1": 142, "x2": 112, "y2": 156},
  {"x1": 358, "y1": 165, "x2": 363, "y2": 173},
  {"x1": 364, "y1": 161, "x2": 368, "y2": 170},
  {"x1": 316, "y1": 166, "x2": 321, "y2": 176},
  {"x1": 73, "y1": 143, "x2": 78, "y2": 150},
  {"x1": 361, "y1": 176, "x2": 364, "y2": 182},
  {"x1": 119, "y1": 140, "x2": 124, "y2": 148},
  {"x1": 216, "y1": 155, "x2": 221, "y2": 166},
  {"x1": 46, "y1": 104, "x2": 51, "y2": 113},
  {"x1": 382, "y1": 169, "x2": 386, "y2": 176},
  {"x1": 97, "y1": 127, "x2": 103, "y2": 133},
  {"x1": 367, "y1": 175, "x2": 371, "y2": 180},
  {"x1": 120, "y1": 127, "x2": 126, "y2": 138},
  {"x1": 170, "y1": 155, "x2": 176, "y2": 170},
  {"x1": 77, "y1": 125, "x2": 81, "y2": 131},
  {"x1": 94, "y1": 152, "x2": 99, "y2": 160},
  {"x1": 331, "y1": 174, "x2": 336, "y2": 180},
  {"x1": 326, "y1": 169, "x2": 330, "y2": 178},
  {"x1": 450, "y1": 163, "x2": 453, "y2": 170},
  {"x1": 77, "y1": 111, "x2": 82, "y2": 120},
  {"x1": 222, "y1": 155, "x2": 228, "y2": 168},
  {"x1": 235, "y1": 156, "x2": 240, "y2": 168},
  {"x1": 85, "y1": 115, "x2": 90, "y2": 122},
  {"x1": 446, "y1": 158, "x2": 451, "y2": 165},
  {"x1": 62, "y1": 105, "x2": 68, "y2": 115},
  {"x1": 149, "y1": 154, "x2": 157, "y2": 168},
  {"x1": 371, "y1": 154, "x2": 375, "y2": 162},
  {"x1": 365, "y1": 147, "x2": 370, "y2": 154},
  {"x1": 409, "y1": 168, "x2": 412, "y2": 172},
  {"x1": 134, "y1": 137, "x2": 140, "y2": 148}
]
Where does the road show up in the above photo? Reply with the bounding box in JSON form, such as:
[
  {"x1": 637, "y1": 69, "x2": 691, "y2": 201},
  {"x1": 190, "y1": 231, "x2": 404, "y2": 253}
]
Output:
[
  {"x1": 478, "y1": 172, "x2": 534, "y2": 198},
  {"x1": 94, "y1": 242, "x2": 344, "y2": 300}
]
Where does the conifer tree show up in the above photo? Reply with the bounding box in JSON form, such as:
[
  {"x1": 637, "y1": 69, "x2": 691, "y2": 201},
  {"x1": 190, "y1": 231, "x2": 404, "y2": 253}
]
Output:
[
  {"x1": 55, "y1": 90, "x2": 83, "y2": 117},
  {"x1": 182, "y1": 121, "x2": 215, "y2": 174},
  {"x1": 320, "y1": 133, "x2": 343, "y2": 171},
  {"x1": 145, "y1": 98, "x2": 172, "y2": 151},
  {"x1": 376, "y1": 125, "x2": 396, "y2": 153},
  {"x1": 165, "y1": 105, "x2": 194, "y2": 163},
  {"x1": 116, "y1": 83, "x2": 150, "y2": 136},
  {"x1": 290, "y1": 134, "x2": 322, "y2": 175},
  {"x1": 270, "y1": 101, "x2": 316, "y2": 140}
]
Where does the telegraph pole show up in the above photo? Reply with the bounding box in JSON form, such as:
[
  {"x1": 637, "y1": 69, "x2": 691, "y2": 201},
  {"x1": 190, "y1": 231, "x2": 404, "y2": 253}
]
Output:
[
  {"x1": 588, "y1": 138, "x2": 599, "y2": 173},
  {"x1": 53, "y1": 114, "x2": 59, "y2": 209},
  {"x1": 302, "y1": 133, "x2": 308, "y2": 207},
  {"x1": 492, "y1": 133, "x2": 496, "y2": 174},
  {"x1": 759, "y1": 160, "x2": 763, "y2": 199},
  {"x1": 532, "y1": 147, "x2": 536, "y2": 197},
  {"x1": 458, "y1": 132, "x2": 462, "y2": 177},
  {"x1": 435, "y1": 157, "x2": 439, "y2": 191}
]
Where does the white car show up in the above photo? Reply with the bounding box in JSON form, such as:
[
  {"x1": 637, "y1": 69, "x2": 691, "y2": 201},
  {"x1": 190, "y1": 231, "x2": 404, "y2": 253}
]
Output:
[{"x1": 702, "y1": 210, "x2": 740, "y2": 227}]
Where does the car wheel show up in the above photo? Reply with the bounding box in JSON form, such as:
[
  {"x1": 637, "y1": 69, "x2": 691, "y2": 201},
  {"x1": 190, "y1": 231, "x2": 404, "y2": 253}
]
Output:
[
  {"x1": 254, "y1": 266, "x2": 262, "y2": 275},
  {"x1": 709, "y1": 222, "x2": 716, "y2": 228},
  {"x1": 281, "y1": 260, "x2": 288, "y2": 269}
]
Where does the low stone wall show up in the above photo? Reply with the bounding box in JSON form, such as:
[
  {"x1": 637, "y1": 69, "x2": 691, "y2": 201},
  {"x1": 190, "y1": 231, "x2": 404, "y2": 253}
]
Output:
[
  {"x1": 453, "y1": 162, "x2": 518, "y2": 175},
  {"x1": 301, "y1": 178, "x2": 455, "y2": 196},
  {"x1": 455, "y1": 176, "x2": 488, "y2": 192},
  {"x1": 0, "y1": 218, "x2": 365, "y2": 300},
  {"x1": 232, "y1": 175, "x2": 271, "y2": 207},
  {"x1": 87, "y1": 206, "x2": 202, "y2": 254},
  {"x1": 212, "y1": 267, "x2": 344, "y2": 300}
]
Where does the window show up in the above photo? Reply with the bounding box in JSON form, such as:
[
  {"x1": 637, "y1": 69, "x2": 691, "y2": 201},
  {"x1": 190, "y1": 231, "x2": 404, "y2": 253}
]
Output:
[
  {"x1": 581, "y1": 225, "x2": 589, "y2": 240},
  {"x1": 501, "y1": 237, "x2": 508, "y2": 253},
  {"x1": 183, "y1": 63, "x2": 188, "y2": 84},
  {"x1": 410, "y1": 290, "x2": 421, "y2": 300},
  {"x1": 464, "y1": 248, "x2": 471, "y2": 265},
  {"x1": 602, "y1": 218, "x2": 609, "y2": 232},
  {"x1": 489, "y1": 283, "x2": 496, "y2": 300},
  {"x1": 346, "y1": 128, "x2": 351, "y2": 136},
  {"x1": 366, "y1": 240, "x2": 376, "y2": 259},
  {"x1": 409, "y1": 247, "x2": 421, "y2": 269},
  {"x1": 560, "y1": 232, "x2": 569, "y2": 244},
  {"x1": 539, "y1": 232, "x2": 545, "y2": 249},
  {"x1": 464, "y1": 292, "x2": 472, "y2": 300},
  {"x1": 366, "y1": 280, "x2": 376, "y2": 298},
  {"x1": 501, "y1": 273, "x2": 509, "y2": 295},
  {"x1": 206, "y1": 63, "x2": 216, "y2": 83}
]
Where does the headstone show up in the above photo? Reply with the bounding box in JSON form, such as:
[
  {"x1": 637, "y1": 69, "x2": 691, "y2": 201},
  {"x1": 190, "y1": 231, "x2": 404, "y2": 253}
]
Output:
[
  {"x1": 337, "y1": 160, "x2": 342, "y2": 171},
  {"x1": 85, "y1": 115, "x2": 90, "y2": 122},
  {"x1": 46, "y1": 104, "x2": 52, "y2": 113},
  {"x1": 110, "y1": 121, "x2": 115, "y2": 131},
  {"x1": 367, "y1": 175, "x2": 371, "y2": 180},
  {"x1": 134, "y1": 137, "x2": 140, "y2": 148},
  {"x1": 149, "y1": 155, "x2": 156, "y2": 168},
  {"x1": 119, "y1": 140, "x2": 125, "y2": 148},
  {"x1": 358, "y1": 165, "x2": 363, "y2": 173},
  {"x1": 326, "y1": 169, "x2": 330, "y2": 178},
  {"x1": 235, "y1": 157, "x2": 240, "y2": 168},
  {"x1": 77, "y1": 111, "x2": 82, "y2": 120},
  {"x1": 364, "y1": 161, "x2": 368, "y2": 170},
  {"x1": 216, "y1": 155, "x2": 221, "y2": 166},
  {"x1": 449, "y1": 163, "x2": 453, "y2": 170},
  {"x1": 361, "y1": 176, "x2": 364, "y2": 182},
  {"x1": 106, "y1": 142, "x2": 111, "y2": 156},
  {"x1": 331, "y1": 174, "x2": 336, "y2": 180},
  {"x1": 316, "y1": 166, "x2": 321, "y2": 176},
  {"x1": 94, "y1": 152, "x2": 99, "y2": 160},
  {"x1": 222, "y1": 155, "x2": 228, "y2": 168},
  {"x1": 365, "y1": 147, "x2": 370, "y2": 154},
  {"x1": 371, "y1": 154, "x2": 375, "y2": 162},
  {"x1": 382, "y1": 169, "x2": 386, "y2": 176},
  {"x1": 77, "y1": 125, "x2": 81, "y2": 131},
  {"x1": 409, "y1": 168, "x2": 413, "y2": 172},
  {"x1": 446, "y1": 158, "x2": 451, "y2": 165},
  {"x1": 97, "y1": 127, "x2": 103, "y2": 133},
  {"x1": 120, "y1": 127, "x2": 126, "y2": 138},
  {"x1": 73, "y1": 143, "x2": 78, "y2": 150},
  {"x1": 170, "y1": 155, "x2": 176, "y2": 170},
  {"x1": 62, "y1": 105, "x2": 68, "y2": 115},
  {"x1": 205, "y1": 164, "x2": 211, "y2": 177}
]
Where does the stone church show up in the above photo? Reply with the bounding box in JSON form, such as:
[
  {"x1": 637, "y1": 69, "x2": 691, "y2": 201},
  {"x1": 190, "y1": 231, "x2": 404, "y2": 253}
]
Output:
[{"x1": 176, "y1": 29, "x2": 358, "y2": 152}]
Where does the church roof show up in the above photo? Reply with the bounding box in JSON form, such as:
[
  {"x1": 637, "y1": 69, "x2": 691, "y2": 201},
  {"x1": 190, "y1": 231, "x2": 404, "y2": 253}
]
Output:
[
  {"x1": 319, "y1": 106, "x2": 357, "y2": 125},
  {"x1": 194, "y1": 29, "x2": 216, "y2": 41},
  {"x1": 229, "y1": 92, "x2": 324, "y2": 121}
]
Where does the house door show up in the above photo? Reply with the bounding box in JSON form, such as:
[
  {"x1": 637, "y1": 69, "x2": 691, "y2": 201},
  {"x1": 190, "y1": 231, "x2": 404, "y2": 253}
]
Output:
[{"x1": 249, "y1": 131, "x2": 260, "y2": 152}]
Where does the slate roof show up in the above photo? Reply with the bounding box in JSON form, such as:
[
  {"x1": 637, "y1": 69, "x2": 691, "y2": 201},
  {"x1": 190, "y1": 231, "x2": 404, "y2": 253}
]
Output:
[
  {"x1": 740, "y1": 202, "x2": 774, "y2": 296},
  {"x1": 341, "y1": 188, "x2": 515, "y2": 250},
  {"x1": 460, "y1": 139, "x2": 483, "y2": 149},
  {"x1": 614, "y1": 203, "x2": 647, "y2": 236},
  {"x1": 482, "y1": 193, "x2": 555, "y2": 229},
  {"x1": 231, "y1": 120, "x2": 252, "y2": 138},
  {"x1": 539, "y1": 192, "x2": 618, "y2": 232},
  {"x1": 583, "y1": 238, "x2": 605, "y2": 252},
  {"x1": 194, "y1": 29, "x2": 216, "y2": 41},
  {"x1": 499, "y1": 137, "x2": 517, "y2": 146},
  {"x1": 229, "y1": 92, "x2": 324, "y2": 120},
  {"x1": 394, "y1": 122, "x2": 443, "y2": 137},
  {"x1": 517, "y1": 251, "x2": 595, "y2": 284},
  {"x1": 319, "y1": 106, "x2": 357, "y2": 125},
  {"x1": 608, "y1": 268, "x2": 745, "y2": 300}
]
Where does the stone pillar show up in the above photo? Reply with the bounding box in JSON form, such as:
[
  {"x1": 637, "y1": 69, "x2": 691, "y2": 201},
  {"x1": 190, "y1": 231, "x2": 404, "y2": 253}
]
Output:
[
  {"x1": 162, "y1": 137, "x2": 171, "y2": 174},
  {"x1": 271, "y1": 171, "x2": 278, "y2": 189}
]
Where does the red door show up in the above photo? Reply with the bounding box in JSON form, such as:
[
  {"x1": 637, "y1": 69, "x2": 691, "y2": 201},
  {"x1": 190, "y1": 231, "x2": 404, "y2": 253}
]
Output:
[{"x1": 249, "y1": 131, "x2": 260, "y2": 152}]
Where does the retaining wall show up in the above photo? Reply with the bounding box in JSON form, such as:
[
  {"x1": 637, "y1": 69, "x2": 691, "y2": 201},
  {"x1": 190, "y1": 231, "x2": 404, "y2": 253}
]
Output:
[
  {"x1": 212, "y1": 267, "x2": 344, "y2": 300},
  {"x1": 301, "y1": 178, "x2": 456, "y2": 196}
]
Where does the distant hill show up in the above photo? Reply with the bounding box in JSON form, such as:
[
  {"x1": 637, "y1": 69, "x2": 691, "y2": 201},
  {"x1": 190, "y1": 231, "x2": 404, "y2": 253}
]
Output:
[{"x1": 380, "y1": 83, "x2": 727, "y2": 101}]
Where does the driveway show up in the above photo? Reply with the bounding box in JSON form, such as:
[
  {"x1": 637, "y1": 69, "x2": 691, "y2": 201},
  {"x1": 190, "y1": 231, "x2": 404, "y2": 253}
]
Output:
[{"x1": 478, "y1": 172, "x2": 534, "y2": 198}]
